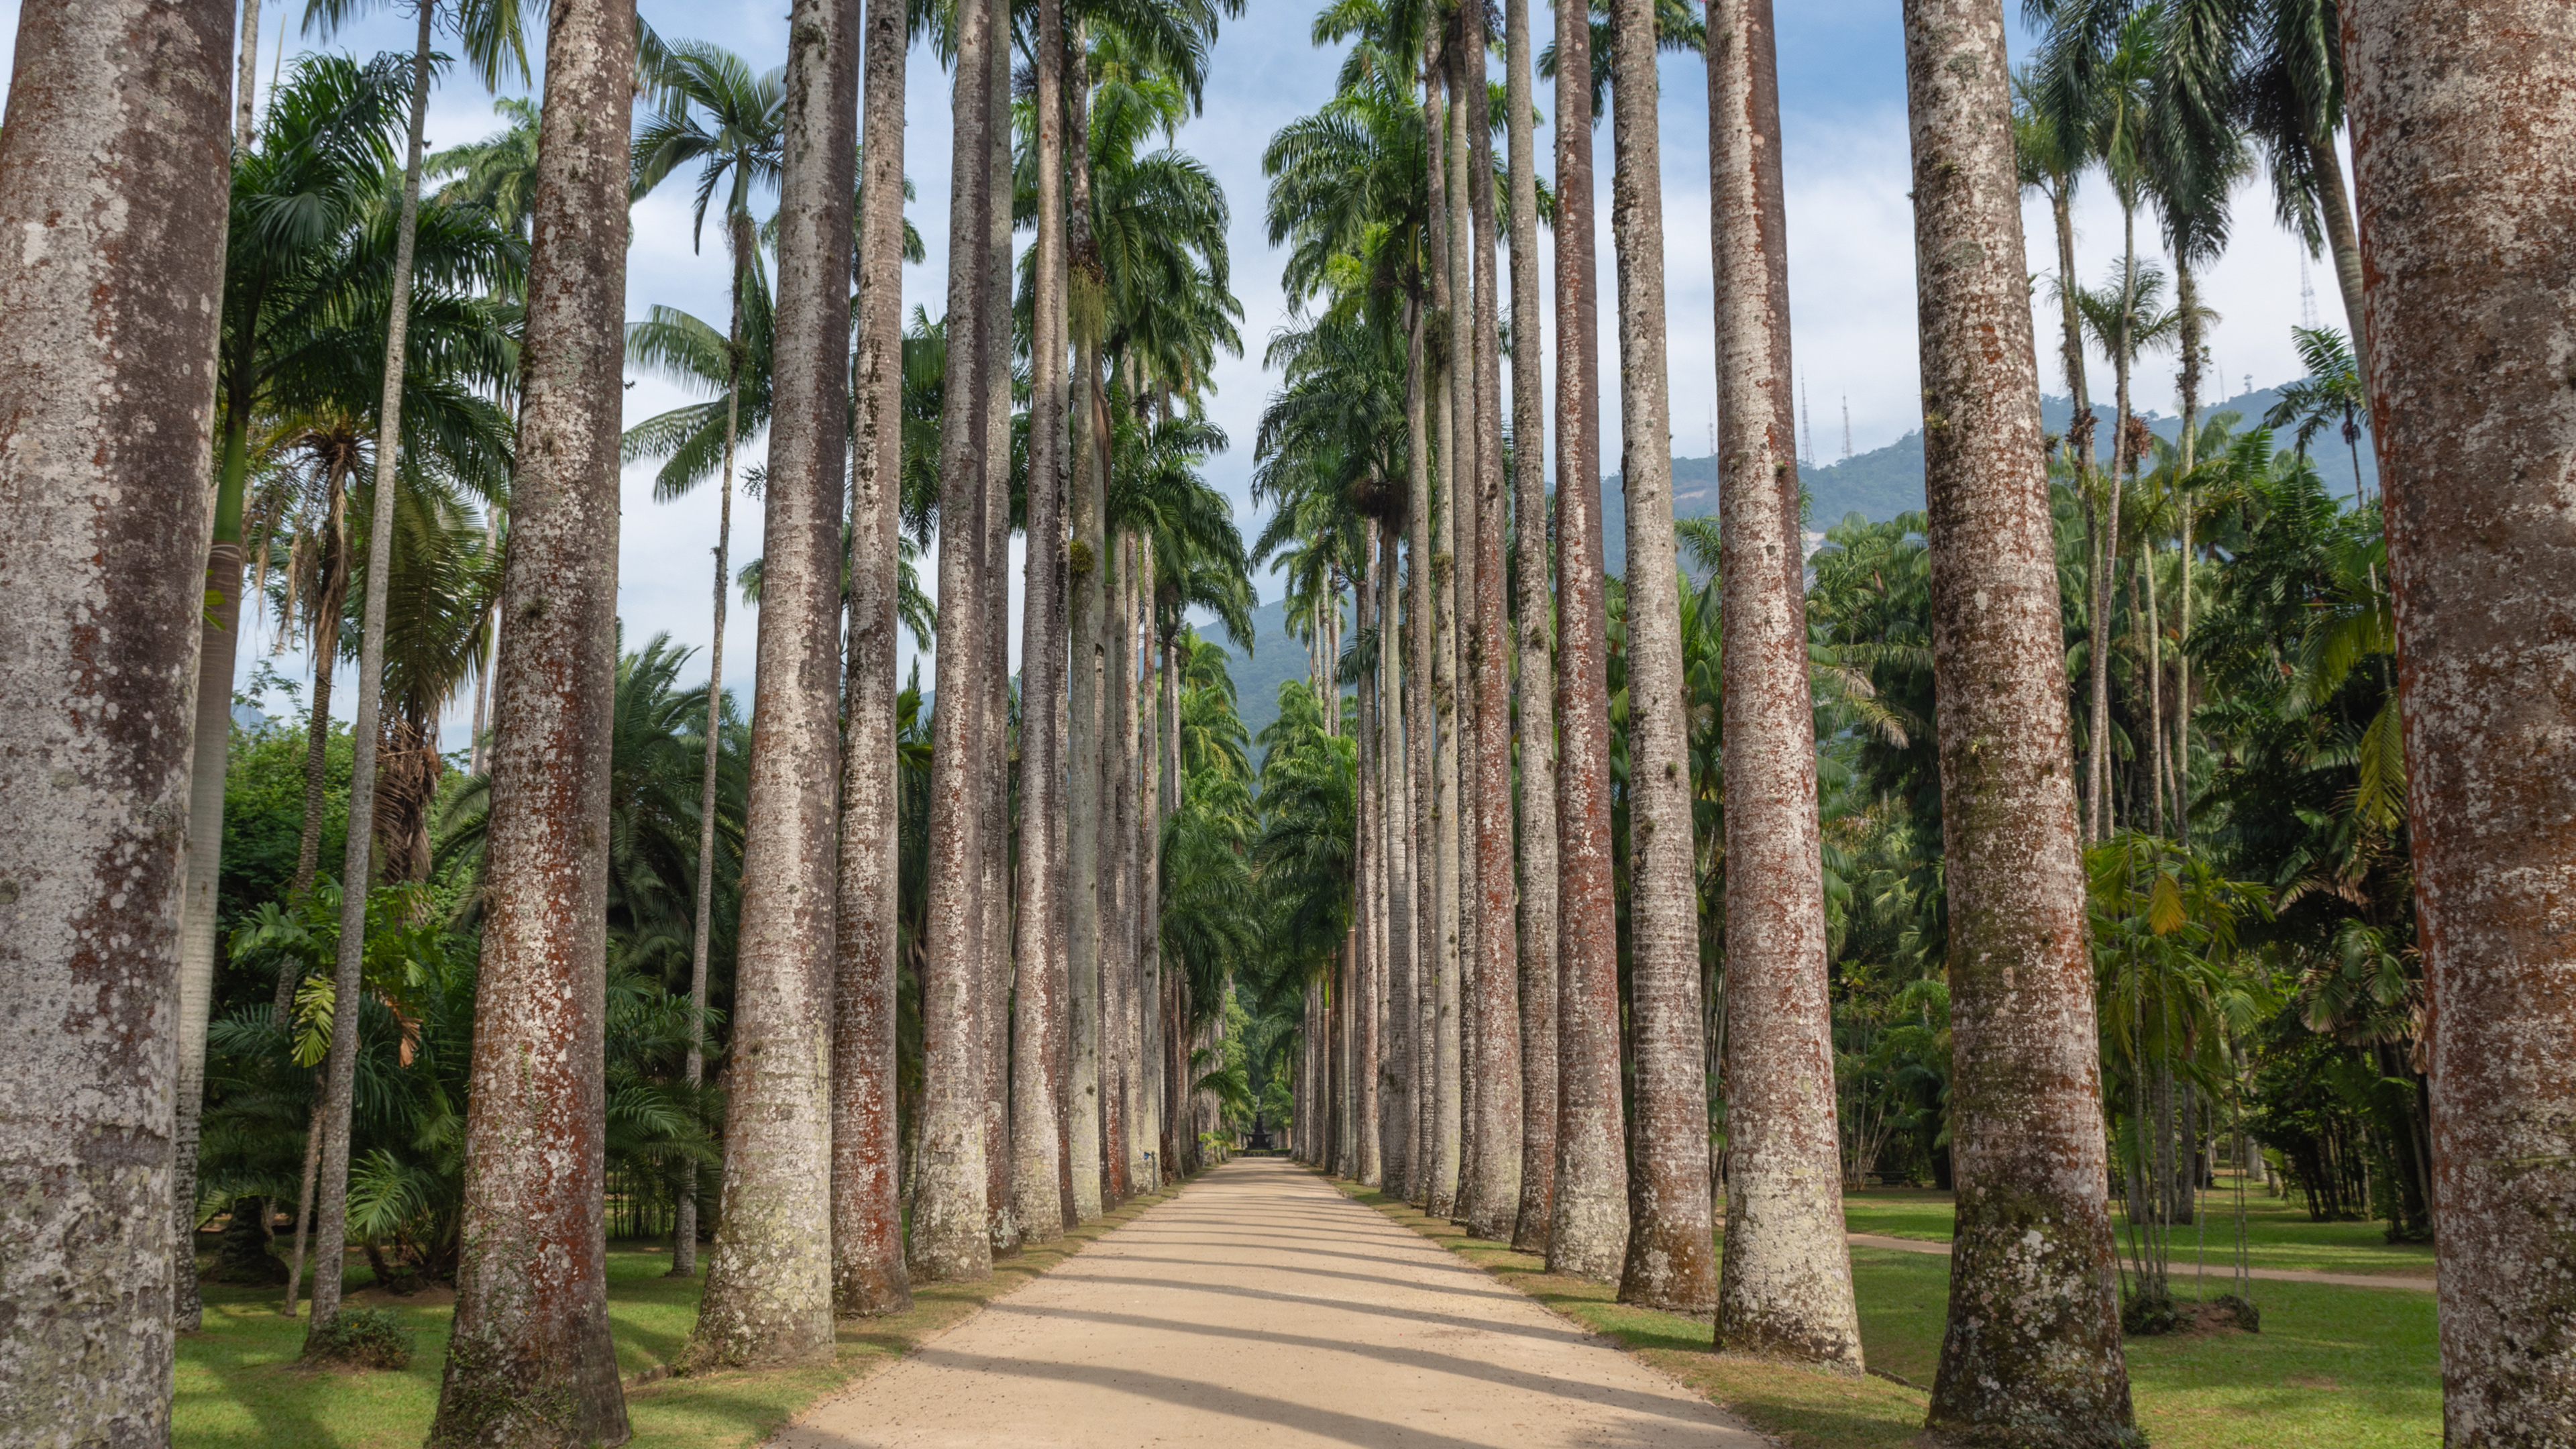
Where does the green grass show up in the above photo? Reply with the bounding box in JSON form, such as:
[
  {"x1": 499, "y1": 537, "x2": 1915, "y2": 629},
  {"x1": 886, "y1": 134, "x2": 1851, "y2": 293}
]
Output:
[
  {"x1": 1841, "y1": 1179, "x2": 2438, "y2": 1280},
  {"x1": 1334, "y1": 1179, "x2": 2440, "y2": 1449},
  {"x1": 177, "y1": 1181, "x2": 1193, "y2": 1449}
]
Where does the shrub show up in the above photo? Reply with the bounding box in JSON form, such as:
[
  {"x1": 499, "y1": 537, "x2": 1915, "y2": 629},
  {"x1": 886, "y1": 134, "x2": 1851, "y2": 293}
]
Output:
[{"x1": 303, "y1": 1307, "x2": 415, "y2": 1370}]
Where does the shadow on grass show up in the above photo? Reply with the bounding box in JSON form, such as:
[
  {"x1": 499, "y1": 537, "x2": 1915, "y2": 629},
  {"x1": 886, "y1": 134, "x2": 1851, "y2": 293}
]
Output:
[{"x1": 176, "y1": 1179, "x2": 1199, "y2": 1449}]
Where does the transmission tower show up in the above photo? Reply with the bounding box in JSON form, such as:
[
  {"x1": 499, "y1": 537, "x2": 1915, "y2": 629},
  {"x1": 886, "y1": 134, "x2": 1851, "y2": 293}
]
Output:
[
  {"x1": 2299, "y1": 254, "x2": 2318, "y2": 329},
  {"x1": 1841, "y1": 395, "x2": 1854, "y2": 461},
  {"x1": 1801, "y1": 380, "x2": 1815, "y2": 470}
]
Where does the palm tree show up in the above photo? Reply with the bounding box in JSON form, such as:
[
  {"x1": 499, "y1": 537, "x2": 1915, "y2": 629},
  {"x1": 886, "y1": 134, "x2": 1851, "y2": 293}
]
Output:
[
  {"x1": 1010, "y1": 0, "x2": 1076, "y2": 1247},
  {"x1": 177, "y1": 49, "x2": 412, "y2": 1330},
  {"x1": 916, "y1": 0, "x2": 1001, "y2": 1284},
  {"x1": 2263, "y1": 325, "x2": 2367, "y2": 502},
  {"x1": 1501, "y1": 0, "x2": 1558, "y2": 1256},
  {"x1": 1548, "y1": 0, "x2": 1629, "y2": 1285},
  {"x1": 297, "y1": 1, "x2": 538, "y2": 1348},
  {"x1": 1603, "y1": 0, "x2": 1715, "y2": 1317},
  {"x1": 1424, "y1": 21, "x2": 1464, "y2": 1219},
  {"x1": 2236, "y1": 0, "x2": 2368, "y2": 371},
  {"x1": 837, "y1": 0, "x2": 923, "y2": 1316},
  {"x1": 2339, "y1": 4, "x2": 2575, "y2": 1431},
  {"x1": 1456, "y1": 1, "x2": 1524, "y2": 1246},
  {"x1": 628, "y1": 43, "x2": 786, "y2": 1282},
  {"x1": 1703, "y1": 0, "x2": 1864, "y2": 1365},
  {"x1": 423, "y1": 0, "x2": 635, "y2": 1436},
  {"x1": 1903, "y1": 1, "x2": 2136, "y2": 1440},
  {"x1": 430, "y1": 96, "x2": 542, "y2": 238},
  {"x1": 0, "y1": 0, "x2": 230, "y2": 1423},
  {"x1": 684, "y1": 0, "x2": 861, "y2": 1368},
  {"x1": 976, "y1": 11, "x2": 1018, "y2": 1242},
  {"x1": 1063, "y1": 16, "x2": 1112, "y2": 1224}
]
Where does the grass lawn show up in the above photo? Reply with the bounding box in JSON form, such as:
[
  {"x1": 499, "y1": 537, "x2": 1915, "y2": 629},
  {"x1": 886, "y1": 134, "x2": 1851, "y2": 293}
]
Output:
[
  {"x1": 1338, "y1": 1181, "x2": 2440, "y2": 1449},
  {"x1": 176, "y1": 1181, "x2": 1190, "y2": 1449},
  {"x1": 1841, "y1": 1179, "x2": 2438, "y2": 1280}
]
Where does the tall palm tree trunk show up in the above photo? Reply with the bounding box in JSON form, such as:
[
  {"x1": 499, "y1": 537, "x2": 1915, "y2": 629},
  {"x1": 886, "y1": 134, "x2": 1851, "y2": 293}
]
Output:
[
  {"x1": 310, "y1": 8, "x2": 437, "y2": 1336},
  {"x1": 978, "y1": 19, "x2": 1018, "y2": 1252},
  {"x1": 682, "y1": 0, "x2": 859, "y2": 1367},
  {"x1": 2343, "y1": 5, "x2": 2576, "y2": 1434},
  {"x1": 0, "y1": 0, "x2": 230, "y2": 1426},
  {"x1": 2305, "y1": 131, "x2": 2369, "y2": 379},
  {"x1": 833, "y1": 0, "x2": 917, "y2": 1318},
  {"x1": 288, "y1": 472, "x2": 351, "y2": 915},
  {"x1": 1104, "y1": 530, "x2": 1136, "y2": 1203},
  {"x1": 1379, "y1": 511, "x2": 1416, "y2": 1199},
  {"x1": 2090, "y1": 205, "x2": 2139, "y2": 839},
  {"x1": 1406, "y1": 291, "x2": 1439, "y2": 1211},
  {"x1": 2170, "y1": 258, "x2": 2202, "y2": 842},
  {"x1": 1063, "y1": 25, "x2": 1108, "y2": 1225},
  {"x1": 1903, "y1": 3, "x2": 2135, "y2": 1439},
  {"x1": 2048, "y1": 186, "x2": 2106, "y2": 840},
  {"x1": 1704, "y1": 0, "x2": 1862, "y2": 1362},
  {"x1": 1159, "y1": 627, "x2": 1185, "y2": 1177},
  {"x1": 674, "y1": 214, "x2": 751, "y2": 1281},
  {"x1": 1424, "y1": 59, "x2": 1464, "y2": 1221},
  {"x1": 912, "y1": 0, "x2": 996, "y2": 1284},
  {"x1": 1442, "y1": 37, "x2": 1482, "y2": 1217},
  {"x1": 1011, "y1": 0, "x2": 1071, "y2": 1246},
  {"x1": 1125, "y1": 536, "x2": 1152, "y2": 1191},
  {"x1": 1356, "y1": 549, "x2": 1385, "y2": 1188},
  {"x1": 431, "y1": 3, "x2": 647, "y2": 1433},
  {"x1": 1461, "y1": 13, "x2": 1523, "y2": 1243},
  {"x1": 1548, "y1": 0, "x2": 1630, "y2": 1286},
  {"x1": 1504, "y1": 0, "x2": 1558, "y2": 1258},
  {"x1": 1608, "y1": 0, "x2": 1716, "y2": 1316},
  {"x1": 235, "y1": 0, "x2": 264, "y2": 143}
]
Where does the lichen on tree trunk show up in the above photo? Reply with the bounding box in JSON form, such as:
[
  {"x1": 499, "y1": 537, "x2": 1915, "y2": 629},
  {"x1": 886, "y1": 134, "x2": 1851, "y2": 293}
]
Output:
[
  {"x1": 2343, "y1": 3, "x2": 2576, "y2": 1438},
  {"x1": 1705, "y1": 0, "x2": 1863, "y2": 1367},
  {"x1": 0, "y1": 0, "x2": 233, "y2": 1436},
  {"x1": 1902, "y1": 3, "x2": 2137, "y2": 1441}
]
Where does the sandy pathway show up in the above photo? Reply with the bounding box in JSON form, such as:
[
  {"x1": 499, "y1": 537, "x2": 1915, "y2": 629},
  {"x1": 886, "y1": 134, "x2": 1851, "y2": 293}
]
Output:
[{"x1": 777, "y1": 1158, "x2": 1766, "y2": 1448}]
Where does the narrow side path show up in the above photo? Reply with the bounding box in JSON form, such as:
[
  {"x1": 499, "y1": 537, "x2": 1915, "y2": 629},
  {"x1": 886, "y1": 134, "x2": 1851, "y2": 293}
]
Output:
[{"x1": 777, "y1": 1159, "x2": 1766, "y2": 1448}]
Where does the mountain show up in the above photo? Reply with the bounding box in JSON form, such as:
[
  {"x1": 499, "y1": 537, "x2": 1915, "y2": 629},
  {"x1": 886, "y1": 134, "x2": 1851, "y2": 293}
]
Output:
[{"x1": 1220, "y1": 383, "x2": 2371, "y2": 756}]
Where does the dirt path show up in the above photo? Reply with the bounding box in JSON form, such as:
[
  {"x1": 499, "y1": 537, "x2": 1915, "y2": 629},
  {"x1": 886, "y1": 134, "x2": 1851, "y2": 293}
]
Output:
[
  {"x1": 1843, "y1": 1232, "x2": 2436, "y2": 1291},
  {"x1": 777, "y1": 1158, "x2": 1766, "y2": 1447}
]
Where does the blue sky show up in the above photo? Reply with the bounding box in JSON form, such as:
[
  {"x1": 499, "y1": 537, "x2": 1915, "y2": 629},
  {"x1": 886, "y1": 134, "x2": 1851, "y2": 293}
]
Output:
[{"x1": 0, "y1": 1, "x2": 2337, "y2": 735}]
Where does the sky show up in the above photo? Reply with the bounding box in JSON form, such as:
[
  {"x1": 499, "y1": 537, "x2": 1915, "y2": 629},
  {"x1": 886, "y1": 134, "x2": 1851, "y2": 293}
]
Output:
[{"x1": 0, "y1": 1, "x2": 2345, "y2": 743}]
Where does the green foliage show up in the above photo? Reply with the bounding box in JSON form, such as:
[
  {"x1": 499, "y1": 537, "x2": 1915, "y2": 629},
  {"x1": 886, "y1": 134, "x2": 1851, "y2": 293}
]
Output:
[{"x1": 302, "y1": 1306, "x2": 415, "y2": 1371}]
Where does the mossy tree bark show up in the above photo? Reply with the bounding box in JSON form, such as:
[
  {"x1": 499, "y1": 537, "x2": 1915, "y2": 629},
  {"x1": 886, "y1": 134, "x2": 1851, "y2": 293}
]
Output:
[
  {"x1": 1547, "y1": 0, "x2": 1631, "y2": 1287},
  {"x1": 1904, "y1": 2, "x2": 2137, "y2": 1442},
  {"x1": 0, "y1": 0, "x2": 232, "y2": 1434},
  {"x1": 1011, "y1": 0, "x2": 1071, "y2": 1246},
  {"x1": 2344, "y1": 3, "x2": 2576, "y2": 1438},
  {"x1": 683, "y1": 0, "x2": 857, "y2": 1369},
  {"x1": 833, "y1": 0, "x2": 916, "y2": 1320},
  {"x1": 1608, "y1": 0, "x2": 1717, "y2": 1318},
  {"x1": 1704, "y1": 0, "x2": 1864, "y2": 1367},
  {"x1": 433, "y1": 1, "x2": 642, "y2": 1433},
  {"x1": 1503, "y1": 0, "x2": 1559, "y2": 1259},
  {"x1": 915, "y1": 0, "x2": 997, "y2": 1285},
  {"x1": 1460, "y1": 7, "x2": 1523, "y2": 1246}
]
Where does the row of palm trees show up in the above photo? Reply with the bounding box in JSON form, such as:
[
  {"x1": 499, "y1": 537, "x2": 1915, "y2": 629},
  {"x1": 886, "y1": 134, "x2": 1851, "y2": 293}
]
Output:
[{"x1": 1250, "y1": 0, "x2": 2575, "y2": 1444}]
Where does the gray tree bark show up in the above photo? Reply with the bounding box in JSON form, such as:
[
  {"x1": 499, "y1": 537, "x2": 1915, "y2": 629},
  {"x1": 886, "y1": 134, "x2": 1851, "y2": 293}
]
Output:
[
  {"x1": 1461, "y1": 10, "x2": 1523, "y2": 1244},
  {"x1": 833, "y1": 0, "x2": 916, "y2": 1321},
  {"x1": 914, "y1": 0, "x2": 997, "y2": 1283},
  {"x1": 977, "y1": 13, "x2": 1018, "y2": 1254},
  {"x1": 1904, "y1": 3, "x2": 2137, "y2": 1440},
  {"x1": 1063, "y1": 26, "x2": 1108, "y2": 1224},
  {"x1": 2343, "y1": 3, "x2": 2576, "y2": 1438},
  {"x1": 682, "y1": 0, "x2": 857, "y2": 1368},
  {"x1": 431, "y1": 3, "x2": 643, "y2": 1436},
  {"x1": 1608, "y1": 0, "x2": 1716, "y2": 1317},
  {"x1": 1012, "y1": 0, "x2": 1072, "y2": 1246},
  {"x1": 1379, "y1": 512, "x2": 1416, "y2": 1201},
  {"x1": 1105, "y1": 531, "x2": 1137, "y2": 1203},
  {"x1": 1424, "y1": 60, "x2": 1464, "y2": 1222},
  {"x1": 1548, "y1": 0, "x2": 1631, "y2": 1286},
  {"x1": 1705, "y1": 0, "x2": 1863, "y2": 1367},
  {"x1": 310, "y1": 6, "x2": 436, "y2": 1335},
  {"x1": 1503, "y1": 0, "x2": 1558, "y2": 1260},
  {"x1": 0, "y1": 0, "x2": 231, "y2": 1434}
]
